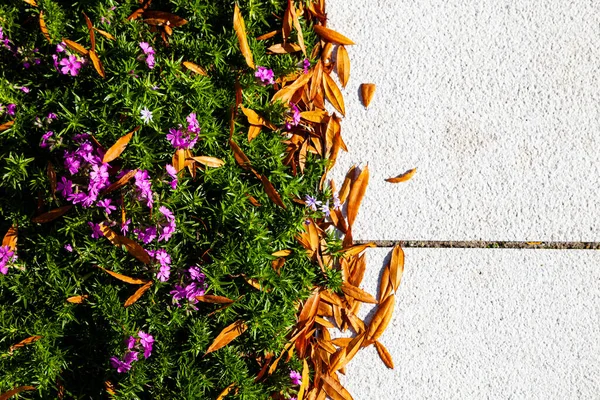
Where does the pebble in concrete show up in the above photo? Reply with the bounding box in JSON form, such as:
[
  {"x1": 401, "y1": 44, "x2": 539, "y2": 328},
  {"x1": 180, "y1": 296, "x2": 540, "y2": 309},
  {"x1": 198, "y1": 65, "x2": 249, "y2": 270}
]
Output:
[
  {"x1": 327, "y1": 0, "x2": 600, "y2": 242},
  {"x1": 334, "y1": 248, "x2": 600, "y2": 399}
]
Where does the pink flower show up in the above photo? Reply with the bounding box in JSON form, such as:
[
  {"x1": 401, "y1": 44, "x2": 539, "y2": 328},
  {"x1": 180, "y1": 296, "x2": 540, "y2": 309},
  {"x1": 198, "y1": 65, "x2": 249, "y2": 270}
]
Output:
[
  {"x1": 146, "y1": 53, "x2": 155, "y2": 69},
  {"x1": 166, "y1": 127, "x2": 198, "y2": 150},
  {"x1": 20, "y1": 86, "x2": 30, "y2": 93},
  {"x1": 88, "y1": 222, "x2": 104, "y2": 239},
  {"x1": 40, "y1": 131, "x2": 53, "y2": 148},
  {"x1": 255, "y1": 66, "x2": 275, "y2": 85},
  {"x1": 59, "y1": 55, "x2": 82, "y2": 76},
  {"x1": 137, "y1": 331, "x2": 154, "y2": 359},
  {"x1": 285, "y1": 102, "x2": 301, "y2": 130},
  {"x1": 126, "y1": 336, "x2": 136, "y2": 350},
  {"x1": 165, "y1": 164, "x2": 178, "y2": 189},
  {"x1": 134, "y1": 170, "x2": 154, "y2": 208},
  {"x1": 64, "y1": 244, "x2": 73, "y2": 252},
  {"x1": 139, "y1": 42, "x2": 155, "y2": 55},
  {"x1": 56, "y1": 42, "x2": 66, "y2": 53},
  {"x1": 56, "y1": 176, "x2": 73, "y2": 198},
  {"x1": 97, "y1": 199, "x2": 116, "y2": 215},
  {"x1": 120, "y1": 219, "x2": 131, "y2": 235},
  {"x1": 134, "y1": 226, "x2": 157, "y2": 244},
  {"x1": 0, "y1": 245, "x2": 16, "y2": 275},
  {"x1": 302, "y1": 58, "x2": 310, "y2": 74},
  {"x1": 290, "y1": 370, "x2": 302, "y2": 385},
  {"x1": 6, "y1": 103, "x2": 16, "y2": 116}
]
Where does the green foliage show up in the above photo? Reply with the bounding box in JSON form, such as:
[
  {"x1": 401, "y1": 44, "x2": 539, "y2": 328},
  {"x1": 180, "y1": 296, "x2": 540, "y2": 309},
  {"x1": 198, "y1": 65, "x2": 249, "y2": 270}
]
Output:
[{"x1": 0, "y1": 0, "x2": 334, "y2": 398}]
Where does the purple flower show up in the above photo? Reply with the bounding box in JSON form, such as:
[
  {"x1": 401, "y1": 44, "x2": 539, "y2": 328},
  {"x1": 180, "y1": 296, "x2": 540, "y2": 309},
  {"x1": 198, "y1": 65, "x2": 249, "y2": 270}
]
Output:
[
  {"x1": 110, "y1": 357, "x2": 131, "y2": 373},
  {"x1": 145, "y1": 53, "x2": 155, "y2": 69},
  {"x1": 89, "y1": 163, "x2": 110, "y2": 193},
  {"x1": 302, "y1": 58, "x2": 310, "y2": 74},
  {"x1": 139, "y1": 42, "x2": 154, "y2": 55},
  {"x1": 6, "y1": 103, "x2": 16, "y2": 116},
  {"x1": 189, "y1": 266, "x2": 205, "y2": 283},
  {"x1": 137, "y1": 331, "x2": 154, "y2": 359},
  {"x1": 64, "y1": 151, "x2": 81, "y2": 175},
  {"x1": 140, "y1": 107, "x2": 152, "y2": 124},
  {"x1": 120, "y1": 219, "x2": 131, "y2": 235},
  {"x1": 20, "y1": 86, "x2": 30, "y2": 93},
  {"x1": 123, "y1": 351, "x2": 139, "y2": 365},
  {"x1": 0, "y1": 245, "x2": 16, "y2": 275},
  {"x1": 321, "y1": 200, "x2": 330, "y2": 217},
  {"x1": 286, "y1": 102, "x2": 301, "y2": 130},
  {"x1": 56, "y1": 176, "x2": 73, "y2": 198},
  {"x1": 126, "y1": 336, "x2": 136, "y2": 350},
  {"x1": 40, "y1": 131, "x2": 53, "y2": 148},
  {"x1": 67, "y1": 191, "x2": 87, "y2": 205},
  {"x1": 166, "y1": 127, "x2": 198, "y2": 150},
  {"x1": 88, "y1": 222, "x2": 104, "y2": 239},
  {"x1": 47, "y1": 112, "x2": 58, "y2": 122},
  {"x1": 255, "y1": 66, "x2": 275, "y2": 85},
  {"x1": 59, "y1": 55, "x2": 82, "y2": 76},
  {"x1": 97, "y1": 199, "x2": 116, "y2": 215},
  {"x1": 170, "y1": 285, "x2": 187, "y2": 305},
  {"x1": 56, "y1": 42, "x2": 66, "y2": 53},
  {"x1": 185, "y1": 282, "x2": 205, "y2": 301},
  {"x1": 134, "y1": 226, "x2": 157, "y2": 244},
  {"x1": 333, "y1": 191, "x2": 341, "y2": 210},
  {"x1": 157, "y1": 265, "x2": 170, "y2": 282},
  {"x1": 134, "y1": 170, "x2": 154, "y2": 208},
  {"x1": 290, "y1": 370, "x2": 302, "y2": 385},
  {"x1": 186, "y1": 113, "x2": 200, "y2": 134},
  {"x1": 165, "y1": 164, "x2": 178, "y2": 189},
  {"x1": 304, "y1": 195, "x2": 321, "y2": 211},
  {"x1": 64, "y1": 244, "x2": 73, "y2": 252}
]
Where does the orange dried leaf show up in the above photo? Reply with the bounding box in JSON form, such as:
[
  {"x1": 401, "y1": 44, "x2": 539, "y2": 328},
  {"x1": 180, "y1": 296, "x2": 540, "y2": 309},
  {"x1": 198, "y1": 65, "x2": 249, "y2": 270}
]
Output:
[
  {"x1": 298, "y1": 358, "x2": 310, "y2": 400},
  {"x1": 0, "y1": 386, "x2": 36, "y2": 400},
  {"x1": 94, "y1": 27, "x2": 115, "y2": 41},
  {"x1": 323, "y1": 73, "x2": 345, "y2": 116},
  {"x1": 367, "y1": 294, "x2": 395, "y2": 341},
  {"x1": 379, "y1": 265, "x2": 392, "y2": 301},
  {"x1": 233, "y1": 4, "x2": 255, "y2": 69},
  {"x1": 385, "y1": 167, "x2": 417, "y2": 183},
  {"x1": 99, "y1": 266, "x2": 147, "y2": 285},
  {"x1": 47, "y1": 162, "x2": 57, "y2": 199},
  {"x1": 267, "y1": 43, "x2": 302, "y2": 54},
  {"x1": 216, "y1": 383, "x2": 236, "y2": 400},
  {"x1": 101, "y1": 224, "x2": 151, "y2": 264},
  {"x1": 83, "y1": 12, "x2": 95, "y2": 50},
  {"x1": 298, "y1": 290, "x2": 320, "y2": 325},
  {"x1": 102, "y1": 169, "x2": 138, "y2": 194},
  {"x1": 342, "y1": 242, "x2": 376, "y2": 257},
  {"x1": 9, "y1": 335, "x2": 42, "y2": 353},
  {"x1": 104, "y1": 380, "x2": 116, "y2": 395},
  {"x1": 374, "y1": 341, "x2": 394, "y2": 369},
  {"x1": 182, "y1": 61, "x2": 208, "y2": 76},
  {"x1": 124, "y1": 280, "x2": 153, "y2": 307},
  {"x1": 103, "y1": 129, "x2": 137, "y2": 163},
  {"x1": 62, "y1": 39, "x2": 88, "y2": 55},
  {"x1": 341, "y1": 281, "x2": 377, "y2": 304},
  {"x1": 271, "y1": 249, "x2": 292, "y2": 257},
  {"x1": 229, "y1": 139, "x2": 251, "y2": 169},
  {"x1": 360, "y1": 83, "x2": 376, "y2": 108},
  {"x1": 2, "y1": 226, "x2": 18, "y2": 251},
  {"x1": 89, "y1": 50, "x2": 105, "y2": 78},
  {"x1": 289, "y1": 0, "x2": 306, "y2": 55},
  {"x1": 346, "y1": 165, "x2": 369, "y2": 227},
  {"x1": 189, "y1": 156, "x2": 225, "y2": 168},
  {"x1": 66, "y1": 295, "x2": 88, "y2": 304},
  {"x1": 300, "y1": 110, "x2": 328, "y2": 123},
  {"x1": 321, "y1": 374, "x2": 354, "y2": 400},
  {"x1": 256, "y1": 30, "x2": 278, "y2": 40},
  {"x1": 241, "y1": 107, "x2": 267, "y2": 126},
  {"x1": 142, "y1": 10, "x2": 188, "y2": 27},
  {"x1": 389, "y1": 245, "x2": 404, "y2": 292},
  {"x1": 313, "y1": 25, "x2": 355, "y2": 45},
  {"x1": 260, "y1": 174, "x2": 286, "y2": 208},
  {"x1": 272, "y1": 70, "x2": 313, "y2": 104},
  {"x1": 32, "y1": 205, "x2": 72, "y2": 223},
  {"x1": 0, "y1": 120, "x2": 15, "y2": 132},
  {"x1": 196, "y1": 295, "x2": 235, "y2": 304},
  {"x1": 205, "y1": 319, "x2": 248, "y2": 355},
  {"x1": 22, "y1": 0, "x2": 37, "y2": 6},
  {"x1": 39, "y1": 11, "x2": 51, "y2": 42},
  {"x1": 336, "y1": 46, "x2": 350, "y2": 88},
  {"x1": 247, "y1": 125, "x2": 262, "y2": 142}
]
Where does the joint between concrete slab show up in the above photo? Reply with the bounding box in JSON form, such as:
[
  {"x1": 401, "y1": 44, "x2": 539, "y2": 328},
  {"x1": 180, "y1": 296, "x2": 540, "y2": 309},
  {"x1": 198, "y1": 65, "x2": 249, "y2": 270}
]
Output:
[{"x1": 355, "y1": 240, "x2": 600, "y2": 250}]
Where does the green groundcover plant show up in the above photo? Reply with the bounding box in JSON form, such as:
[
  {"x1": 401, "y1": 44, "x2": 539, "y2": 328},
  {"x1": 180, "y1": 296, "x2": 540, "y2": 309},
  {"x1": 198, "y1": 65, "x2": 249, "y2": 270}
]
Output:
[{"x1": 0, "y1": 0, "x2": 342, "y2": 398}]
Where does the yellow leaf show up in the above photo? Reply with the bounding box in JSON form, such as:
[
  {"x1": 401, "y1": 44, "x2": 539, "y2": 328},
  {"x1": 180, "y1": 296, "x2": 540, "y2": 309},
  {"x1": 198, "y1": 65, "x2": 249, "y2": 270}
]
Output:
[
  {"x1": 189, "y1": 156, "x2": 225, "y2": 168},
  {"x1": 248, "y1": 125, "x2": 262, "y2": 142},
  {"x1": 271, "y1": 249, "x2": 292, "y2": 257},
  {"x1": 300, "y1": 110, "x2": 328, "y2": 123},
  {"x1": 342, "y1": 242, "x2": 376, "y2": 257},
  {"x1": 374, "y1": 341, "x2": 394, "y2": 369},
  {"x1": 360, "y1": 83, "x2": 376, "y2": 108},
  {"x1": 385, "y1": 167, "x2": 417, "y2": 183},
  {"x1": 99, "y1": 266, "x2": 148, "y2": 285},
  {"x1": 124, "y1": 280, "x2": 153, "y2": 307},
  {"x1": 94, "y1": 27, "x2": 115, "y2": 41},
  {"x1": 183, "y1": 61, "x2": 208, "y2": 76},
  {"x1": 205, "y1": 320, "x2": 248, "y2": 355},
  {"x1": 103, "y1": 128, "x2": 138, "y2": 163},
  {"x1": 233, "y1": 4, "x2": 255, "y2": 69},
  {"x1": 31, "y1": 205, "x2": 72, "y2": 223},
  {"x1": 216, "y1": 383, "x2": 236, "y2": 400},
  {"x1": 336, "y1": 46, "x2": 350, "y2": 88},
  {"x1": 297, "y1": 358, "x2": 309, "y2": 400},
  {"x1": 313, "y1": 25, "x2": 355, "y2": 45},
  {"x1": 23, "y1": 0, "x2": 37, "y2": 5},
  {"x1": 323, "y1": 73, "x2": 345, "y2": 116}
]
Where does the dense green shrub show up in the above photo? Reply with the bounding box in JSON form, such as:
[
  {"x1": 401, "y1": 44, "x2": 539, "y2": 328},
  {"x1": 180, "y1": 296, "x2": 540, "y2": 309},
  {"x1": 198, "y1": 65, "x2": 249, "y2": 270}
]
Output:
[{"x1": 0, "y1": 0, "x2": 339, "y2": 398}]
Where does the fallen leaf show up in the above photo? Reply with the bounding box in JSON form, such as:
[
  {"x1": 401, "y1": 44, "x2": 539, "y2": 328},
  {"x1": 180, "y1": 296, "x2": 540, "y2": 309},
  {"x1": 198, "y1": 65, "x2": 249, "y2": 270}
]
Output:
[
  {"x1": 62, "y1": 39, "x2": 88, "y2": 55},
  {"x1": 102, "y1": 169, "x2": 138, "y2": 194},
  {"x1": 22, "y1": 0, "x2": 37, "y2": 6},
  {"x1": 289, "y1": 0, "x2": 306, "y2": 55},
  {"x1": 342, "y1": 242, "x2": 376, "y2": 257},
  {"x1": 331, "y1": 337, "x2": 353, "y2": 347},
  {"x1": 379, "y1": 265, "x2": 392, "y2": 301},
  {"x1": 323, "y1": 72, "x2": 345, "y2": 116},
  {"x1": 241, "y1": 107, "x2": 267, "y2": 126},
  {"x1": 0, "y1": 386, "x2": 36, "y2": 400},
  {"x1": 39, "y1": 11, "x2": 51, "y2": 42},
  {"x1": 216, "y1": 383, "x2": 236, "y2": 400},
  {"x1": 9, "y1": 335, "x2": 42, "y2": 353},
  {"x1": 298, "y1": 290, "x2": 320, "y2": 326},
  {"x1": 360, "y1": 83, "x2": 376, "y2": 108},
  {"x1": 205, "y1": 319, "x2": 248, "y2": 355},
  {"x1": 389, "y1": 245, "x2": 404, "y2": 292},
  {"x1": 83, "y1": 12, "x2": 95, "y2": 50},
  {"x1": 124, "y1": 280, "x2": 153, "y2": 307},
  {"x1": 99, "y1": 266, "x2": 147, "y2": 285},
  {"x1": 267, "y1": 43, "x2": 302, "y2": 54},
  {"x1": 89, "y1": 50, "x2": 105, "y2": 78},
  {"x1": 336, "y1": 46, "x2": 350, "y2": 88},
  {"x1": 385, "y1": 167, "x2": 416, "y2": 183},
  {"x1": 300, "y1": 110, "x2": 328, "y2": 123},
  {"x1": 245, "y1": 194, "x2": 261, "y2": 206},
  {"x1": 272, "y1": 70, "x2": 313, "y2": 104},
  {"x1": 248, "y1": 124, "x2": 262, "y2": 142},
  {"x1": 94, "y1": 27, "x2": 115, "y2": 41},
  {"x1": 256, "y1": 30, "x2": 278, "y2": 40},
  {"x1": 229, "y1": 139, "x2": 251, "y2": 169},
  {"x1": 233, "y1": 4, "x2": 255, "y2": 69},
  {"x1": 47, "y1": 162, "x2": 57, "y2": 199},
  {"x1": 189, "y1": 156, "x2": 225, "y2": 168},
  {"x1": 31, "y1": 205, "x2": 72, "y2": 223},
  {"x1": 196, "y1": 295, "x2": 234, "y2": 304},
  {"x1": 103, "y1": 128, "x2": 138, "y2": 163},
  {"x1": 272, "y1": 249, "x2": 292, "y2": 257},
  {"x1": 374, "y1": 341, "x2": 394, "y2": 369},
  {"x1": 100, "y1": 224, "x2": 151, "y2": 264},
  {"x1": 313, "y1": 25, "x2": 355, "y2": 45},
  {"x1": 2, "y1": 226, "x2": 17, "y2": 250},
  {"x1": 340, "y1": 281, "x2": 377, "y2": 304},
  {"x1": 66, "y1": 295, "x2": 88, "y2": 304},
  {"x1": 321, "y1": 374, "x2": 354, "y2": 400},
  {"x1": 260, "y1": 174, "x2": 286, "y2": 208},
  {"x1": 104, "y1": 380, "x2": 116, "y2": 395},
  {"x1": 298, "y1": 358, "x2": 309, "y2": 400},
  {"x1": 346, "y1": 165, "x2": 369, "y2": 227},
  {"x1": 142, "y1": 10, "x2": 188, "y2": 27},
  {"x1": 0, "y1": 120, "x2": 15, "y2": 132},
  {"x1": 183, "y1": 61, "x2": 208, "y2": 76},
  {"x1": 367, "y1": 294, "x2": 395, "y2": 341}
]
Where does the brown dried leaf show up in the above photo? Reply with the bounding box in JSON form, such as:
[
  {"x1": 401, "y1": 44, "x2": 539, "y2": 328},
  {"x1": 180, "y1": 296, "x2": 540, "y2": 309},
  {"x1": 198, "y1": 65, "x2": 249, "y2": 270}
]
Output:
[
  {"x1": 229, "y1": 139, "x2": 251, "y2": 169},
  {"x1": 313, "y1": 25, "x2": 355, "y2": 45},
  {"x1": 367, "y1": 294, "x2": 395, "y2": 341},
  {"x1": 216, "y1": 383, "x2": 236, "y2": 400},
  {"x1": 124, "y1": 280, "x2": 152, "y2": 307},
  {"x1": 196, "y1": 295, "x2": 234, "y2": 304},
  {"x1": 260, "y1": 174, "x2": 286, "y2": 208},
  {"x1": 246, "y1": 194, "x2": 261, "y2": 206},
  {"x1": 256, "y1": 30, "x2": 277, "y2": 41},
  {"x1": 100, "y1": 224, "x2": 151, "y2": 264},
  {"x1": 103, "y1": 129, "x2": 138, "y2": 163},
  {"x1": 32, "y1": 205, "x2": 72, "y2": 223},
  {"x1": 205, "y1": 319, "x2": 248, "y2": 355},
  {"x1": 315, "y1": 316, "x2": 334, "y2": 329},
  {"x1": 272, "y1": 70, "x2": 313, "y2": 104},
  {"x1": 390, "y1": 245, "x2": 405, "y2": 292},
  {"x1": 142, "y1": 10, "x2": 188, "y2": 27},
  {"x1": 360, "y1": 83, "x2": 376, "y2": 108},
  {"x1": 94, "y1": 27, "x2": 115, "y2": 40},
  {"x1": 374, "y1": 341, "x2": 394, "y2": 369},
  {"x1": 298, "y1": 290, "x2": 320, "y2": 326},
  {"x1": 385, "y1": 167, "x2": 417, "y2": 183},
  {"x1": 289, "y1": 0, "x2": 306, "y2": 55},
  {"x1": 267, "y1": 43, "x2": 302, "y2": 54},
  {"x1": 89, "y1": 50, "x2": 105, "y2": 78},
  {"x1": 39, "y1": 11, "x2": 51, "y2": 42},
  {"x1": 102, "y1": 169, "x2": 138, "y2": 194},
  {"x1": 62, "y1": 39, "x2": 88, "y2": 55},
  {"x1": 0, "y1": 120, "x2": 15, "y2": 132},
  {"x1": 346, "y1": 165, "x2": 369, "y2": 227},
  {"x1": 66, "y1": 295, "x2": 88, "y2": 304},
  {"x1": 323, "y1": 72, "x2": 345, "y2": 116},
  {"x1": 342, "y1": 242, "x2": 376, "y2": 257},
  {"x1": 189, "y1": 156, "x2": 225, "y2": 168},
  {"x1": 2, "y1": 226, "x2": 18, "y2": 251},
  {"x1": 182, "y1": 61, "x2": 208, "y2": 76},
  {"x1": 83, "y1": 12, "x2": 95, "y2": 50},
  {"x1": 233, "y1": 4, "x2": 255, "y2": 69},
  {"x1": 341, "y1": 281, "x2": 377, "y2": 304},
  {"x1": 9, "y1": 335, "x2": 42, "y2": 353},
  {"x1": 336, "y1": 46, "x2": 350, "y2": 88},
  {"x1": 321, "y1": 374, "x2": 354, "y2": 400},
  {"x1": 99, "y1": 266, "x2": 147, "y2": 285},
  {"x1": 0, "y1": 386, "x2": 36, "y2": 400},
  {"x1": 47, "y1": 162, "x2": 57, "y2": 199}
]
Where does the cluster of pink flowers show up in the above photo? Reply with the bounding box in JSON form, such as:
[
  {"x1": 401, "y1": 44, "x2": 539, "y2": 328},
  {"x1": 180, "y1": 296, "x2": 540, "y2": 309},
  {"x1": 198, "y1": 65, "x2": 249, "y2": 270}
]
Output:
[
  {"x1": 169, "y1": 266, "x2": 206, "y2": 308},
  {"x1": 52, "y1": 42, "x2": 84, "y2": 77},
  {"x1": 147, "y1": 249, "x2": 171, "y2": 282},
  {"x1": 134, "y1": 170, "x2": 154, "y2": 208},
  {"x1": 0, "y1": 245, "x2": 17, "y2": 275},
  {"x1": 285, "y1": 102, "x2": 301, "y2": 130},
  {"x1": 110, "y1": 331, "x2": 154, "y2": 373},
  {"x1": 302, "y1": 58, "x2": 310, "y2": 74},
  {"x1": 0, "y1": 103, "x2": 16, "y2": 118},
  {"x1": 290, "y1": 369, "x2": 302, "y2": 385},
  {"x1": 139, "y1": 42, "x2": 155, "y2": 69},
  {"x1": 255, "y1": 66, "x2": 275, "y2": 85},
  {"x1": 165, "y1": 164, "x2": 178, "y2": 189},
  {"x1": 166, "y1": 113, "x2": 200, "y2": 149}
]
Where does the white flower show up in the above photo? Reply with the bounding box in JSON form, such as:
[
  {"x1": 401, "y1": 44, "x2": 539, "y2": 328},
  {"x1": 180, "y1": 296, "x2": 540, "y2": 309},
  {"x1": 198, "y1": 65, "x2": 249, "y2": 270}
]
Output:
[{"x1": 140, "y1": 107, "x2": 153, "y2": 124}]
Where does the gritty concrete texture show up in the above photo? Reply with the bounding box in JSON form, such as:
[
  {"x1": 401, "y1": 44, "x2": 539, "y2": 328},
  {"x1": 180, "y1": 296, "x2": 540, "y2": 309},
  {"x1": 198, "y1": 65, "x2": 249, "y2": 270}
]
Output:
[
  {"x1": 334, "y1": 248, "x2": 600, "y2": 399},
  {"x1": 326, "y1": 0, "x2": 600, "y2": 242}
]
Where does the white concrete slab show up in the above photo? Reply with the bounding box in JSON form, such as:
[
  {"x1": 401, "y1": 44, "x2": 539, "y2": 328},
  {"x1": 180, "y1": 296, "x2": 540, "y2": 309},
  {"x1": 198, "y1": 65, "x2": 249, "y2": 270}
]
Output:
[
  {"x1": 327, "y1": 0, "x2": 600, "y2": 242},
  {"x1": 335, "y1": 248, "x2": 600, "y2": 399}
]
